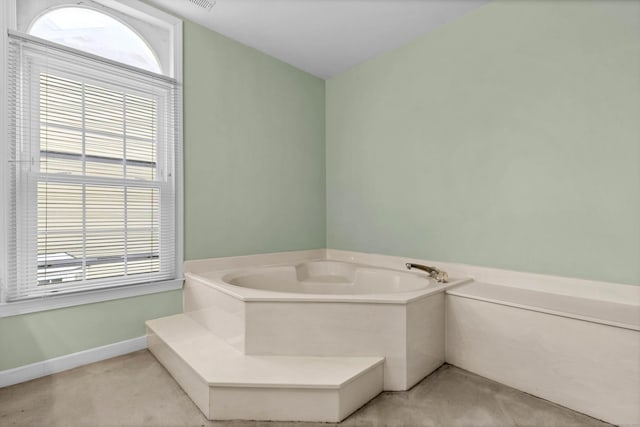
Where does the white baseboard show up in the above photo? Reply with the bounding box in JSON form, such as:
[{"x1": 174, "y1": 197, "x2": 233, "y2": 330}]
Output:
[{"x1": 0, "y1": 335, "x2": 147, "y2": 388}]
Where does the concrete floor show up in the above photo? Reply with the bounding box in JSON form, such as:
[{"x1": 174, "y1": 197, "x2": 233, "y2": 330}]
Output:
[{"x1": 0, "y1": 350, "x2": 612, "y2": 427}]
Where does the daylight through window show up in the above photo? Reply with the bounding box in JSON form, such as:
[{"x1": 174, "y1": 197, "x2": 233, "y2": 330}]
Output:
[{"x1": 4, "y1": 6, "x2": 179, "y2": 301}]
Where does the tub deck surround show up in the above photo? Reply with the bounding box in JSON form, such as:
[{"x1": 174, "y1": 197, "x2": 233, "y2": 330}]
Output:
[
  {"x1": 183, "y1": 249, "x2": 327, "y2": 275},
  {"x1": 447, "y1": 282, "x2": 640, "y2": 331},
  {"x1": 146, "y1": 249, "x2": 639, "y2": 423},
  {"x1": 185, "y1": 249, "x2": 639, "y2": 304},
  {"x1": 147, "y1": 314, "x2": 384, "y2": 422},
  {"x1": 240, "y1": 293, "x2": 445, "y2": 391},
  {"x1": 182, "y1": 259, "x2": 465, "y2": 391},
  {"x1": 186, "y1": 261, "x2": 470, "y2": 304},
  {"x1": 446, "y1": 282, "x2": 640, "y2": 426},
  {"x1": 326, "y1": 249, "x2": 640, "y2": 305}
]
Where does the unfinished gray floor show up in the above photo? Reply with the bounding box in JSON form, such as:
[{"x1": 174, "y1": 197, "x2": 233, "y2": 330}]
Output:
[{"x1": 0, "y1": 350, "x2": 612, "y2": 427}]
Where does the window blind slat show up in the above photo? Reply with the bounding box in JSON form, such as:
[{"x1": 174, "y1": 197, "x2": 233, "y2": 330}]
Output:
[{"x1": 5, "y1": 33, "x2": 179, "y2": 301}]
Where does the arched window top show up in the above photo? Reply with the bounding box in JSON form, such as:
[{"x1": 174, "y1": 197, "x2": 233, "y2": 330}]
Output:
[{"x1": 29, "y1": 7, "x2": 161, "y2": 74}]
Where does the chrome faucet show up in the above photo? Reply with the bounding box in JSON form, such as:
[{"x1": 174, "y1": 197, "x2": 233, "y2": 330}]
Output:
[{"x1": 406, "y1": 263, "x2": 449, "y2": 283}]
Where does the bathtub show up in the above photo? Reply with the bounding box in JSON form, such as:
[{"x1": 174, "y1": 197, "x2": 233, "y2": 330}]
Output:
[{"x1": 183, "y1": 259, "x2": 469, "y2": 390}]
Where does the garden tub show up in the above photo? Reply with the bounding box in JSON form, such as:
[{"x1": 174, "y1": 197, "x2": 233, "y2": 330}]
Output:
[{"x1": 183, "y1": 260, "x2": 470, "y2": 390}]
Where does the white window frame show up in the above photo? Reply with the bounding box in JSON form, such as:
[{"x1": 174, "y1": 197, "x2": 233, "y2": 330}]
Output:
[{"x1": 0, "y1": 0, "x2": 183, "y2": 317}]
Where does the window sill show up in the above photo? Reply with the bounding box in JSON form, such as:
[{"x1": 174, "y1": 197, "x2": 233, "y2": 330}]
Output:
[{"x1": 0, "y1": 278, "x2": 183, "y2": 318}]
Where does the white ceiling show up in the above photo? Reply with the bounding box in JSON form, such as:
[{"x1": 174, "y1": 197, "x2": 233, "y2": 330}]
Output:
[{"x1": 147, "y1": 0, "x2": 489, "y2": 79}]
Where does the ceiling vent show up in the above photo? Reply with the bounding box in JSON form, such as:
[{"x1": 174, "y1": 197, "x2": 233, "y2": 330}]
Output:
[{"x1": 188, "y1": 0, "x2": 216, "y2": 12}]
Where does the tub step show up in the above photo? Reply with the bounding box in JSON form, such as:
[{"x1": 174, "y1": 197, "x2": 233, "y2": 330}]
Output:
[{"x1": 146, "y1": 314, "x2": 384, "y2": 422}]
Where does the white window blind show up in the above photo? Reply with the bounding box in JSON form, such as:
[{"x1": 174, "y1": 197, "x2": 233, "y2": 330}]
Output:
[{"x1": 5, "y1": 32, "x2": 180, "y2": 301}]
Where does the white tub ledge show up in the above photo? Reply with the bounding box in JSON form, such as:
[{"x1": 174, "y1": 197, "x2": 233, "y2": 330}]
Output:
[{"x1": 445, "y1": 281, "x2": 640, "y2": 426}]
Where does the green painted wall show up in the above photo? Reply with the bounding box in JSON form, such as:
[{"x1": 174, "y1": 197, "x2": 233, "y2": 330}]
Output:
[
  {"x1": 183, "y1": 23, "x2": 326, "y2": 259},
  {"x1": 1, "y1": 21, "x2": 326, "y2": 371},
  {"x1": 0, "y1": 291, "x2": 182, "y2": 370},
  {"x1": 4, "y1": 0, "x2": 638, "y2": 373},
  {"x1": 326, "y1": 1, "x2": 640, "y2": 285}
]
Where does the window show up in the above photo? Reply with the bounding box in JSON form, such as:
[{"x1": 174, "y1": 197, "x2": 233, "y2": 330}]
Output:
[
  {"x1": 29, "y1": 7, "x2": 161, "y2": 73},
  {"x1": 1, "y1": 1, "x2": 182, "y2": 314}
]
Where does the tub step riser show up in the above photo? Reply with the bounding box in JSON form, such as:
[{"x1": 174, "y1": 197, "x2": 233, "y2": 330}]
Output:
[
  {"x1": 183, "y1": 277, "x2": 246, "y2": 352},
  {"x1": 146, "y1": 315, "x2": 384, "y2": 422}
]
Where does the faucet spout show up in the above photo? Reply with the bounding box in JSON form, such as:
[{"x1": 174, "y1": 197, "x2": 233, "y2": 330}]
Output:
[{"x1": 405, "y1": 262, "x2": 449, "y2": 283}]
